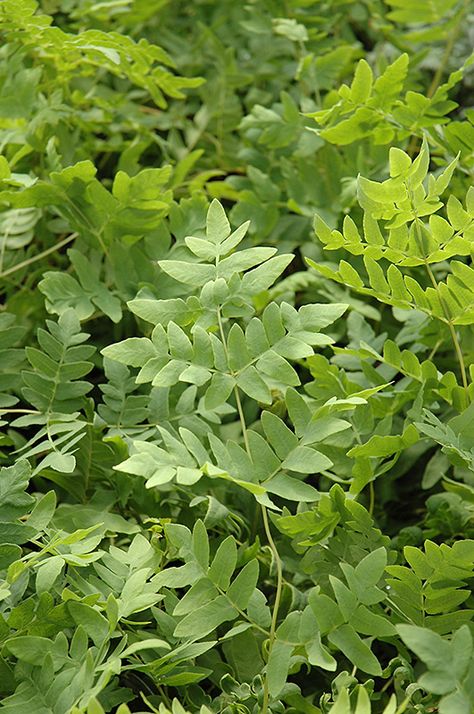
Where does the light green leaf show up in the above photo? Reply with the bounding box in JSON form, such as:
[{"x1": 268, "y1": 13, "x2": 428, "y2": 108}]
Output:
[
  {"x1": 192, "y1": 520, "x2": 209, "y2": 571},
  {"x1": 267, "y1": 639, "x2": 294, "y2": 698},
  {"x1": 68, "y1": 602, "x2": 110, "y2": 646},
  {"x1": 265, "y1": 473, "x2": 319, "y2": 501},
  {"x1": 36, "y1": 555, "x2": 64, "y2": 594},
  {"x1": 329, "y1": 624, "x2": 382, "y2": 675},
  {"x1": 350, "y1": 60, "x2": 373, "y2": 104},
  {"x1": 206, "y1": 199, "x2": 231, "y2": 244},
  {"x1": 101, "y1": 338, "x2": 155, "y2": 367},
  {"x1": 281, "y1": 446, "x2": 332, "y2": 474},
  {"x1": 173, "y1": 595, "x2": 237, "y2": 639},
  {"x1": 208, "y1": 536, "x2": 237, "y2": 590},
  {"x1": 226, "y1": 560, "x2": 259, "y2": 610}
]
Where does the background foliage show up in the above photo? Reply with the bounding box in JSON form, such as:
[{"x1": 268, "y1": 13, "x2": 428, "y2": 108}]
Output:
[{"x1": 0, "y1": 0, "x2": 473, "y2": 712}]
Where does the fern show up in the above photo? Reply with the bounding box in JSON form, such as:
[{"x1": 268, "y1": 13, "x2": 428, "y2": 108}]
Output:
[
  {"x1": 39, "y1": 248, "x2": 122, "y2": 323},
  {"x1": 308, "y1": 52, "x2": 474, "y2": 152},
  {"x1": 0, "y1": 206, "x2": 40, "y2": 253},
  {"x1": 103, "y1": 202, "x2": 348, "y2": 501},
  {"x1": 97, "y1": 359, "x2": 150, "y2": 438},
  {"x1": 310, "y1": 142, "x2": 474, "y2": 398},
  {"x1": 386, "y1": 539, "x2": 474, "y2": 634},
  {"x1": 11, "y1": 309, "x2": 94, "y2": 476},
  {"x1": 0, "y1": 313, "x2": 25, "y2": 414},
  {"x1": 0, "y1": 0, "x2": 202, "y2": 109},
  {"x1": 2, "y1": 2, "x2": 474, "y2": 712}
]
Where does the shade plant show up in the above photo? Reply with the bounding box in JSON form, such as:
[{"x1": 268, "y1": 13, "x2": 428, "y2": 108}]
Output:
[{"x1": 0, "y1": 1, "x2": 473, "y2": 713}]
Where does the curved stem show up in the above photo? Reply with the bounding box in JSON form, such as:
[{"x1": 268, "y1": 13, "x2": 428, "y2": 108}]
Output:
[
  {"x1": 261, "y1": 504, "x2": 284, "y2": 714},
  {"x1": 368, "y1": 481, "x2": 375, "y2": 516},
  {"x1": 424, "y1": 253, "x2": 468, "y2": 393},
  {"x1": 426, "y1": 0, "x2": 469, "y2": 100},
  {"x1": 233, "y1": 384, "x2": 250, "y2": 455},
  {"x1": 412, "y1": 210, "x2": 468, "y2": 399},
  {"x1": 0, "y1": 233, "x2": 77, "y2": 279},
  {"x1": 216, "y1": 304, "x2": 283, "y2": 713},
  {"x1": 407, "y1": 0, "x2": 469, "y2": 157}
]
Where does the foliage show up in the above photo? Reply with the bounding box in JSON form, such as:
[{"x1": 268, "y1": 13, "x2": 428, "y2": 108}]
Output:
[{"x1": 0, "y1": 0, "x2": 473, "y2": 713}]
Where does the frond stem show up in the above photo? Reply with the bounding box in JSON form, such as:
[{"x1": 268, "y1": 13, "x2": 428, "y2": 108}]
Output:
[
  {"x1": 216, "y1": 304, "x2": 283, "y2": 714},
  {"x1": 0, "y1": 233, "x2": 78, "y2": 279},
  {"x1": 260, "y1": 503, "x2": 284, "y2": 714},
  {"x1": 425, "y1": 258, "x2": 468, "y2": 394},
  {"x1": 412, "y1": 210, "x2": 468, "y2": 397}
]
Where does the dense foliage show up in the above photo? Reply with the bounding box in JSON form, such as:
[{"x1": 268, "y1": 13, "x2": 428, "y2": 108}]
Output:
[{"x1": 0, "y1": 1, "x2": 474, "y2": 712}]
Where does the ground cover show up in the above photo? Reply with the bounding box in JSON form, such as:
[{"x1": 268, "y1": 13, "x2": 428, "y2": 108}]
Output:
[{"x1": 0, "y1": 1, "x2": 473, "y2": 712}]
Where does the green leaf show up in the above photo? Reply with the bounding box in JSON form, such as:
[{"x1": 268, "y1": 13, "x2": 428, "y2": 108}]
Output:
[
  {"x1": 265, "y1": 473, "x2": 319, "y2": 501},
  {"x1": 5, "y1": 636, "x2": 53, "y2": 665},
  {"x1": 208, "y1": 536, "x2": 237, "y2": 590},
  {"x1": 226, "y1": 560, "x2": 259, "y2": 610},
  {"x1": 350, "y1": 60, "x2": 373, "y2": 104},
  {"x1": 68, "y1": 602, "x2": 110, "y2": 646},
  {"x1": 206, "y1": 199, "x2": 230, "y2": 244},
  {"x1": 205, "y1": 372, "x2": 236, "y2": 408},
  {"x1": 348, "y1": 425, "x2": 418, "y2": 458},
  {"x1": 173, "y1": 595, "x2": 237, "y2": 639},
  {"x1": 0, "y1": 461, "x2": 33, "y2": 521},
  {"x1": 397, "y1": 625, "x2": 450, "y2": 678},
  {"x1": 281, "y1": 446, "x2": 332, "y2": 474},
  {"x1": 36, "y1": 555, "x2": 64, "y2": 594},
  {"x1": 237, "y1": 366, "x2": 272, "y2": 404},
  {"x1": 267, "y1": 639, "x2": 294, "y2": 698},
  {"x1": 192, "y1": 519, "x2": 209, "y2": 571},
  {"x1": 256, "y1": 350, "x2": 300, "y2": 386},
  {"x1": 389, "y1": 147, "x2": 412, "y2": 177},
  {"x1": 354, "y1": 547, "x2": 387, "y2": 586},
  {"x1": 329, "y1": 624, "x2": 382, "y2": 675},
  {"x1": 173, "y1": 578, "x2": 219, "y2": 617}
]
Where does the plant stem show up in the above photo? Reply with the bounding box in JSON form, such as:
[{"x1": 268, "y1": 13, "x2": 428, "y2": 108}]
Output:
[
  {"x1": 369, "y1": 480, "x2": 375, "y2": 516},
  {"x1": 216, "y1": 304, "x2": 283, "y2": 714},
  {"x1": 260, "y1": 504, "x2": 284, "y2": 714},
  {"x1": 0, "y1": 233, "x2": 78, "y2": 279},
  {"x1": 412, "y1": 211, "x2": 468, "y2": 397},
  {"x1": 0, "y1": 409, "x2": 40, "y2": 414},
  {"x1": 233, "y1": 383, "x2": 251, "y2": 455},
  {"x1": 425, "y1": 260, "x2": 468, "y2": 392},
  {"x1": 407, "y1": 0, "x2": 469, "y2": 157},
  {"x1": 426, "y1": 1, "x2": 468, "y2": 100}
]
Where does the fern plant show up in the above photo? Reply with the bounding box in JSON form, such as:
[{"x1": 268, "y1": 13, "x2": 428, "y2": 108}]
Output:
[
  {"x1": 102, "y1": 200, "x2": 351, "y2": 712},
  {"x1": 310, "y1": 142, "x2": 474, "y2": 408},
  {"x1": 1, "y1": 1, "x2": 474, "y2": 712},
  {"x1": 11, "y1": 309, "x2": 94, "y2": 478}
]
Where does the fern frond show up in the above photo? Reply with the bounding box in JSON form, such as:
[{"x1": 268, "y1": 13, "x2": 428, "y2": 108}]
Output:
[
  {"x1": 0, "y1": 313, "x2": 25, "y2": 413},
  {"x1": 308, "y1": 51, "x2": 469, "y2": 146},
  {"x1": 0, "y1": 206, "x2": 40, "y2": 251},
  {"x1": 39, "y1": 248, "x2": 122, "y2": 323},
  {"x1": 0, "y1": 0, "x2": 203, "y2": 108},
  {"x1": 22, "y1": 309, "x2": 94, "y2": 414},
  {"x1": 11, "y1": 309, "x2": 95, "y2": 476},
  {"x1": 310, "y1": 144, "x2": 474, "y2": 330},
  {"x1": 114, "y1": 398, "x2": 348, "y2": 504}
]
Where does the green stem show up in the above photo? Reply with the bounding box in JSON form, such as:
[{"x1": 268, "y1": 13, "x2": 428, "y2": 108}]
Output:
[
  {"x1": 261, "y1": 504, "x2": 284, "y2": 714},
  {"x1": 216, "y1": 305, "x2": 283, "y2": 713},
  {"x1": 407, "y1": 0, "x2": 469, "y2": 157},
  {"x1": 425, "y1": 257, "x2": 468, "y2": 393},
  {"x1": 412, "y1": 211, "x2": 468, "y2": 397},
  {"x1": 0, "y1": 233, "x2": 77, "y2": 279},
  {"x1": 426, "y1": 0, "x2": 468, "y2": 100},
  {"x1": 233, "y1": 383, "x2": 250, "y2": 455},
  {"x1": 368, "y1": 481, "x2": 375, "y2": 516},
  {"x1": 0, "y1": 409, "x2": 40, "y2": 415}
]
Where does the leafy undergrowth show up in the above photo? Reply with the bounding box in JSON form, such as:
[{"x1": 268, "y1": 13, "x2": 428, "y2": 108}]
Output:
[{"x1": 0, "y1": 1, "x2": 474, "y2": 713}]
